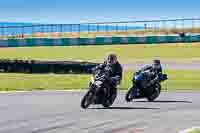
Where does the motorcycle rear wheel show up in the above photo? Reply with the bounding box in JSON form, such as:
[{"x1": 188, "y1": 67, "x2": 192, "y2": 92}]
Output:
[
  {"x1": 147, "y1": 84, "x2": 161, "y2": 102},
  {"x1": 102, "y1": 88, "x2": 117, "y2": 108}
]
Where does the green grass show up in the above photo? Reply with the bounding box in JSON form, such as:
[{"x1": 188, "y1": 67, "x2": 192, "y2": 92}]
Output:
[
  {"x1": 0, "y1": 73, "x2": 90, "y2": 91},
  {"x1": 0, "y1": 43, "x2": 200, "y2": 63},
  {"x1": 0, "y1": 43, "x2": 200, "y2": 91},
  {"x1": 188, "y1": 129, "x2": 200, "y2": 133},
  {"x1": 0, "y1": 69, "x2": 200, "y2": 91}
]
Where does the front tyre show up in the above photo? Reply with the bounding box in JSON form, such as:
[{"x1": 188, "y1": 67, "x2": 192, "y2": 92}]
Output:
[
  {"x1": 125, "y1": 86, "x2": 136, "y2": 102},
  {"x1": 81, "y1": 90, "x2": 94, "y2": 109}
]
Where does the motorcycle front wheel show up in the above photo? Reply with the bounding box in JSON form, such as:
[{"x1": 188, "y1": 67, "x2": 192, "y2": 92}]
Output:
[
  {"x1": 81, "y1": 90, "x2": 94, "y2": 109},
  {"x1": 125, "y1": 86, "x2": 138, "y2": 102}
]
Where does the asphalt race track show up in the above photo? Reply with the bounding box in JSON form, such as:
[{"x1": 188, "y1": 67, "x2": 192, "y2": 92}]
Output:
[{"x1": 0, "y1": 91, "x2": 199, "y2": 133}]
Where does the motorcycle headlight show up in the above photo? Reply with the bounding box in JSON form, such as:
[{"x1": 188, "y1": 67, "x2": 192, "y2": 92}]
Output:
[
  {"x1": 95, "y1": 81, "x2": 103, "y2": 86},
  {"x1": 135, "y1": 74, "x2": 143, "y2": 81},
  {"x1": 135, "y1": 75, "x2": 139, "y2": 80}
]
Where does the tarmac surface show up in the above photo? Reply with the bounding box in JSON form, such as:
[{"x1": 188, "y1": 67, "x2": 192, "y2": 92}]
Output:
[{"x1": 0, "y1": 91, "x2": 199, "y2": 133}]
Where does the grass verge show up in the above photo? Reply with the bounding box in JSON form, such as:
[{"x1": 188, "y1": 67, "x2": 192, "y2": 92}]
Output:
[
  {"x1": 0, "y1": 69, "x2": 200, "y2": 91},
  {"x1": 0, "y1": 43, "x2": 200, "y2": 64},
  {"x1": 188, "y1": 128, "x2": 200, "y2": 133}
]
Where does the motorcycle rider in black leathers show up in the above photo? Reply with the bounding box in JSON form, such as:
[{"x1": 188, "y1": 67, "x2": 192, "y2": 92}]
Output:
[
  {"x1": 91, "y1": 53, "x2": 123, "y2": 98},
  {"x1": 135, "y1": 59, "x2": 163, "y2": 87}
]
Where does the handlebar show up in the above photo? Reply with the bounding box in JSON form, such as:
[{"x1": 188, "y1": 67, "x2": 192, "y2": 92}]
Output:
[{"x1": 93, "y1": 70, "x2": 110, "y2": 81}]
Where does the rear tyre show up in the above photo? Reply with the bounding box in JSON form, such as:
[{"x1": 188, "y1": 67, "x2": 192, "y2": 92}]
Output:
[
  {"x1": 102, "y1": 100, "x2": 112, "y2": 108},
  {"x1": 102, "y1": 88, "x2": 117, "y2": 108},
  {"x1": 81, "y1": 90, "x2": 94, "y2": 109},
  {"x1": 110, "y1": 88, "x2": 117, "y2": 105},
  {"x1": 147, "y1": 84, "x2": 161, "y2": 102}
]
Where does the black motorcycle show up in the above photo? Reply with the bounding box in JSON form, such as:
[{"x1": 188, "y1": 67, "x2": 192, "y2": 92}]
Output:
[
  {"x1": 125, "y1": 70, "x2": 168, "y2": 102},
  {"x1": 81, "y1": 68, "x2": 117, "y2": 109}
]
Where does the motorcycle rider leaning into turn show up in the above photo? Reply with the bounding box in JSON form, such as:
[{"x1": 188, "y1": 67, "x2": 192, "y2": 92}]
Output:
[
  {"x1": 135, "y1": 59, "x2": 163, "y2": 87},
  {"x1": 91, "y1": 53, "x2": 123, "y2": 98}
]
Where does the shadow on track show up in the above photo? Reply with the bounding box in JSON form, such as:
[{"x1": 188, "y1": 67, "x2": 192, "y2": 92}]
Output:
[
  {"x1": 135, "y1": 100, "x2": 192, "y2": 103},
  {"x1": 88, "y1": 106, "x2": 160, "y2": 110}
]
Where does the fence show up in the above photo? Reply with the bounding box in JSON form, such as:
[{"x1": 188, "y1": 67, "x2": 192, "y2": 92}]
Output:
[
  {"x1": 0, "y1": 35, "x2": 200, "y2": 47},
  {"x1": 1, "y1": 18, "x2": 200, "y2": 39}
]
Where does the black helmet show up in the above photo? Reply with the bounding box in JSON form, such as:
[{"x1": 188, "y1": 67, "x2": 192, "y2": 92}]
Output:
[{"x1": 153, "y1": 59, "x2": 160, "y2": 65}]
